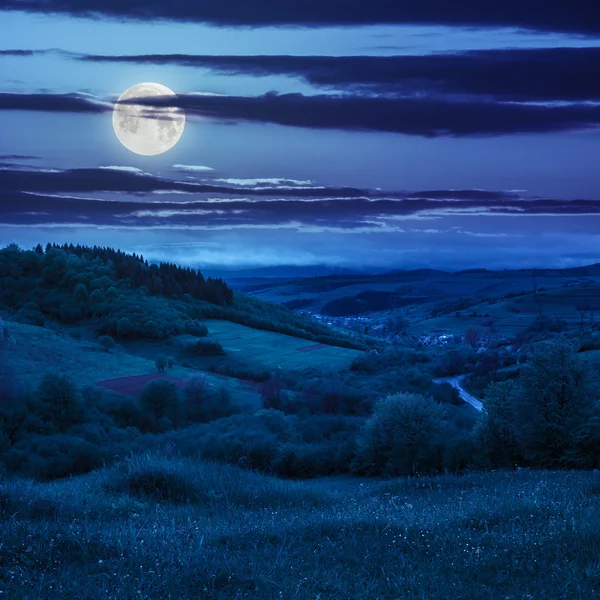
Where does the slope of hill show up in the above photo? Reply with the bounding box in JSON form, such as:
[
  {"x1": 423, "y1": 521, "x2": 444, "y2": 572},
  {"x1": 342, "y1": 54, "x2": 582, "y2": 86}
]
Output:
[
  {"x1": 236, "y1": 264, "x2": 600, "y2": 337},
  {"x1": 0, "y1": 243, "x2": 367, "y2": 351},
  {"x1": 2, "y1": 320, "x2": 262, "y2": 409},
  {"x1": 1, "y1": 456, "x2": 599, "y2": 599}
]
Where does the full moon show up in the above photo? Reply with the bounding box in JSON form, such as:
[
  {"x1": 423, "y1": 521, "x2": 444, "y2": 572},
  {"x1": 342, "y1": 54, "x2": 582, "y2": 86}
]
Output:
[{"x1": 112, "y1": 83, "x2": 185, "y2": 156}]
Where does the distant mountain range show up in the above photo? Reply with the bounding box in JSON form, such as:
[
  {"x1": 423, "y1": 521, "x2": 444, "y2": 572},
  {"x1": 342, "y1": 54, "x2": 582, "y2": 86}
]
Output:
[
  {"x1": 212, "y1": 261, "x2": 600, "y2": 323},
  {"x1": 200, "y1": 264, "x2": 391, "y2": 280},
  {"x1": 201, "y1": 262, "x2": 600, "y2": 283}
]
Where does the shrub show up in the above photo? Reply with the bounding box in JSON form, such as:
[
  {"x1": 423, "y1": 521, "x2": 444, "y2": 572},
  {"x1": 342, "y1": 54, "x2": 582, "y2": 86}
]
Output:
[
  {"x1": 260, "y1": 372, "x2": 285, "y2": 411},
  {"x1": 98, "y1": 335, "x2": 116, "y2": 352},
  {"x1": 106, "y1": 286, "x2": 120, "y2": 300},
  {"x1": 32, "y1": 373, "x2": 85, "y2": 432},
  {"x1": 2, "y1": 433, "x2": 103, "y2": 480},
  {"x1": 514, "y1": 337, "x2": 600, "y2": 468},
  {"x1": 73, "y1": 283, "x2": 89, "y2": 302},
  {"x1": 101, "y1": 396, "x2": 142, "y2": 429},
  {"x1": 167, "y1": 357, "x2": 174, "y2": 368},
  {"x1": 272, "y1": 442, "x2": 343, "y2": 478},
  {"x1": 187, "y1": 339, "x2": 226, "y2": 357},
  {"x1": 138, "y1": 380, "x2": 182, "y2": 426},
  {"x1": 89, "y1": 289, "x2": 105, "y2": 304},
  {"x1": 117, "y1": 317, "x2": 134, "y2": 338},
  {"x1": 300, "y1": 377, "x2": 368, "y2": 415},
  {"x1": 386, "y1": 314, "x2": 410, "y2": 333},
  {"x1": 15, "y1": 304, "x2": 45, "y2": 326},
  {"x1": 431, "y1": 381, "x2": 462, "y2": 406},
  {"x1": 187, "y1": 322, "x2": 209, "y2": 337},
  {"x1": 113, "y1": 467, "x2": 200, "y2": 504},
  {"x1": 471, "y1": 380, "x2": 522, "y2": 469},
  {"x1": 434, "y1": 349, "x2": 473, "y2": 377},
  {"x1": 155, "y1": 355, "x2": 167, "y2": 373},
  {"x1": 351, "y1": 392, "x2": 447, "y2": 477},
  {"x1": 59, "y1": 303, "x2": 82, "y2": 324}
]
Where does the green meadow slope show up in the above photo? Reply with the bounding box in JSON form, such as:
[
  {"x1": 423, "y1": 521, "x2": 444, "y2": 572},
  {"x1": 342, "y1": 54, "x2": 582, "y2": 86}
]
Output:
[
  {"x1": 2, "y1": 320, "x2": 262, "y2": 409},
  {"x1": 205, "y1": 319, "x2": 363, "y2": 370},
  {"x1": 2, "y1": 455, "x2": 600, "y2": 599}
]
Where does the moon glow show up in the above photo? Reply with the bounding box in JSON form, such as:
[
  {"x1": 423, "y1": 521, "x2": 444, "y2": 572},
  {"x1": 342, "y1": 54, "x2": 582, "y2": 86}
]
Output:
[{"x1": 112, "y1": 83, "x2": 185, "y2": 156}]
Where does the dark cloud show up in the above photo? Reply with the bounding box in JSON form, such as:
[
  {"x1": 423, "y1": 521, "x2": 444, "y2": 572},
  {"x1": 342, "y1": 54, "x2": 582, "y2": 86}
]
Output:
[
  {"x1": 0, "y1": 166, "x2": 524, "y2": 205},
  {"x1": 0, "y1": 166, "x2": 599, "y2": 231},
  {"x1": 405, "y1": 190, "x2": 518, "y2": 201},
  {"x1": 2, "y1": 188, "x2": 600, "y2": 231},
  {"x1": 79, "y1": 48, "x2": 600, "y2": 102},
  {"x1": 3, "y1": 90, "x2": 600, "y2": 137},
  {"x1": 0, "y1": 166, "x2": 373, "y2": 198},
  {"x1": 0, "y1": 92, "x2": 106, "y2": 113},
  {"x1": 0, "y1": 49, "x2": 42, "y2": 56},
  {"x1": 126, "y1": 92, "x2": 600, "y2": 137},
  {"x1": 0, "y1": 0, "x2": 598, "y2": 35}
]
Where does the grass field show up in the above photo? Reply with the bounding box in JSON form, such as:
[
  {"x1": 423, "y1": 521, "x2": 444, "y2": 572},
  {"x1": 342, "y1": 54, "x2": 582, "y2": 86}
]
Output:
[
  {"x1": 3, "y1": 321, "x2": 261, "y2": 409},
  {"x1": 204, "y1": 319, "x2": 363, "y2": 371},
  {"x1": 409, "y1": 286, "x2": 600, "y2": 338},
  {"x1": 2, "y1": 454, "x2": 600, "y2": 599}
]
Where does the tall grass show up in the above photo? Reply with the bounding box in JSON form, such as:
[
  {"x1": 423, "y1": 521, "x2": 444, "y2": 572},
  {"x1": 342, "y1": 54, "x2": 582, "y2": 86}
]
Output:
[{"x1": 2, "y1": 455, "x2": 600, "y2": 599}]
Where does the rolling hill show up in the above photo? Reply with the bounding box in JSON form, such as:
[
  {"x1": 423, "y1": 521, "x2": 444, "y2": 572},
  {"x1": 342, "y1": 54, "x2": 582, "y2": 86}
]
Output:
[{"x1": 232, "y1": 264, "x2": 600, "y2": 338}]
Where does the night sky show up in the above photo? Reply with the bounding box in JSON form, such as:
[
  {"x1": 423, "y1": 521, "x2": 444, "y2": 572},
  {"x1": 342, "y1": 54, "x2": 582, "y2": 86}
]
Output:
[{"x1": 1, "y1": 1, "x2": 600, "y2": 271}]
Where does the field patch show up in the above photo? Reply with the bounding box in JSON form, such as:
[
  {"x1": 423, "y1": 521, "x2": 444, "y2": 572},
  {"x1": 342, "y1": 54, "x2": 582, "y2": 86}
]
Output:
[
  {"x1": 296, "y1": 343, "x2": 329, "y2": 353},
  {"x1": 205, "y1": 319, "x2": 363, "y2": 371},
  {"x1": 97, "y1": 374, "x2": 188, "y2": 397}
]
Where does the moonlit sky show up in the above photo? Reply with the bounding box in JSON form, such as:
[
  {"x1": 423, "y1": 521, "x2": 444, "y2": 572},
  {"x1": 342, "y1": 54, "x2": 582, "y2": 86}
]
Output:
[{"x1": 1, "y1": 2, "x2": 600, "y2": 273}]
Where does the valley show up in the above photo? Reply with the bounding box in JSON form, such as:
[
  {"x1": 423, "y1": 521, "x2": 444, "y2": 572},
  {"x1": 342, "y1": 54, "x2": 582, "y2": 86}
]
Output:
[{"x1": 2, "y1": 244, "x2": 600, "y2": 600}]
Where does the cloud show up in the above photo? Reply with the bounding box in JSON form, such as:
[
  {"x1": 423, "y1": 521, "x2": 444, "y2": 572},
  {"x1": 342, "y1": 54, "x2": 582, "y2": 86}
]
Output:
[
  {"x1": 0, "y1": 92, "x2": 107, "y2": 113},
  {"x1": 3, "y1": 90, "x2": 600, "y2": 137},
  {"x1": 98, "y1": 166, "x2": 147, "y2": 174},
  {"x1": 125, "y1": 91, "x2": 600, "y2": 137},
  {"x1": 1, "y1": 0, "x2": 598, "y2": 34},
  {"x1": 215, "y1": 178, "x2": 315, "y2": 187},
  {"x1": 78, "y1": 48, "x2": 600, "y2": 102},
  {"x1": 1, "y1": 165, "x2": 600, "y2": 232},
  {"x1": 172, "y1": 164, "x2": 215, "y2": 173},
  {"x1": 0, "y1": 165, "x2": 371, "y2": 198},
  {"x1": 0, "y1": 49, "x2": 43, "y2": 56}
]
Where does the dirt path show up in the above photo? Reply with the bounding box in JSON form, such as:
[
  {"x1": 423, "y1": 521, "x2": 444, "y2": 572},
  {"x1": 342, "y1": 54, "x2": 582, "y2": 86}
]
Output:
[{"x1": 433, "y1": 375, "x2": 484, "y2": 412}]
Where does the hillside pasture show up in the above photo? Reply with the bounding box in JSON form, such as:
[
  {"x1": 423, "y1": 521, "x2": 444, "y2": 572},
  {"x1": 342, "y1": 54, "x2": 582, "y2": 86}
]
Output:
[
  {"x1": 408, "y1": 283, "x2": 600, "y2": 337},
  {"x1": 1, "y1": 320, "x2": 262, "y2": 408},
  {"x1": 204, "y1": 319, "x2": 363, "y2": 371}
]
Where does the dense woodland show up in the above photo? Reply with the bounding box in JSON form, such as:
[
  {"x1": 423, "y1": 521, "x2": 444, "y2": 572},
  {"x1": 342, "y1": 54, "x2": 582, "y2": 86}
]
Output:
[{"x1": 0, "y1": 243, "x2": 364, "y2": 349}]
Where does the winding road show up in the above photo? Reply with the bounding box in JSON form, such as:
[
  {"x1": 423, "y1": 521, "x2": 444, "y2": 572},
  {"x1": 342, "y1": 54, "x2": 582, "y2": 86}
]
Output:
[{"x1": 433, "y1": 375, "x2": 484, "y2": 412}]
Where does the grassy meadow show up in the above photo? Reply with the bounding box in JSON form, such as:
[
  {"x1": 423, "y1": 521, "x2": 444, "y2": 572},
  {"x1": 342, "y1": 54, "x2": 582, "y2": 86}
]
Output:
[
  {"x1": 2, "y1": 454, "x2": 600, "y2": 599},
  {"x1": 4, "y1": 321, "x2": 262, "y2": 409},
  {"x1": 205, "y1": 319, "x2": 363, "y2": 371}
]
